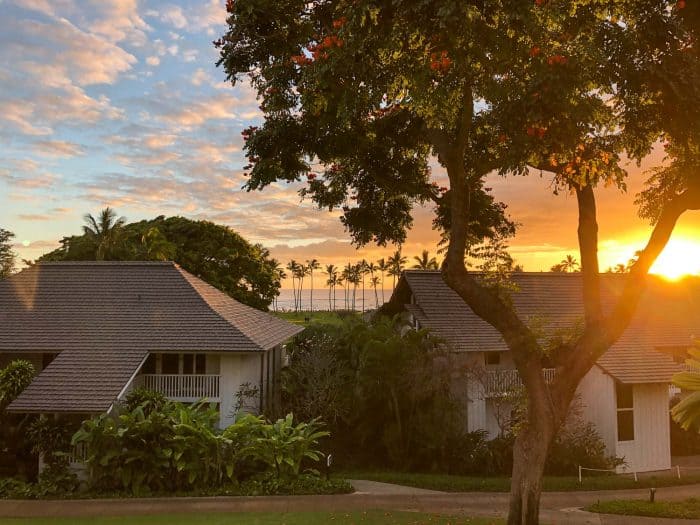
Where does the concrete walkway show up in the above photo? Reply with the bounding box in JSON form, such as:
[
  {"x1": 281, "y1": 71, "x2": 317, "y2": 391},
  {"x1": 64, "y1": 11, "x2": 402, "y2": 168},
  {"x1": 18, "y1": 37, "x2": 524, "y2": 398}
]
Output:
[{"x1": 1, "y1": 482, "x2": 699, "y2": 523}]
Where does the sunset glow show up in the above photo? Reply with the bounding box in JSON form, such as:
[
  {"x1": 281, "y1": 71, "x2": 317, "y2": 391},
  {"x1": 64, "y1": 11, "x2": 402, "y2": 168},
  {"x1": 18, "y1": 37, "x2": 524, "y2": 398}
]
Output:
[{"x1": 649, "y1": 238, "x2": 700, "y2": 281}]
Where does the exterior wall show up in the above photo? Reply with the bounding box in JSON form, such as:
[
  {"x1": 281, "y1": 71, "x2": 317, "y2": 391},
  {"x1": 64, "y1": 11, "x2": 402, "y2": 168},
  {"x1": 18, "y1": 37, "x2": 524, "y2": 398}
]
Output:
[
  {"x1": 576, "y1": 365, "x2": 618, "y2": 455},
  {"x1": 219, "y1": 352, "x2": 265, "y2": 428},
  {"x1": 451, "y1": 352, "x2": 487, "y2": 433},
  {"x1": 615, "y1": 383, "x2": 671, "y2": 473},
  {"x1": 577, "y1": 367, "x2": 671, "y2": 473}
]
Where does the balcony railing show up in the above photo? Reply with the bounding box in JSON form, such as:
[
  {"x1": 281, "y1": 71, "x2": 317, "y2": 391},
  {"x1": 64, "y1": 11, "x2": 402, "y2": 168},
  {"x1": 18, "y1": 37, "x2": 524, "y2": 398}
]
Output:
[
  {"x1": 485, "y1": 368, "x2": 556, "y2": 398},
  {"x1": 137, "y1": 374, "x2": 221, "y2": 402}
]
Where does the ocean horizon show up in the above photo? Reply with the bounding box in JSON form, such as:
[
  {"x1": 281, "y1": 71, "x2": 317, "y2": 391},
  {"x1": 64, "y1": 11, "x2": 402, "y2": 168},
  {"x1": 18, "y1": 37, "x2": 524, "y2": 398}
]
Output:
[{"x1": 272, "y1": 288, "x2": 395, "y2": 312}]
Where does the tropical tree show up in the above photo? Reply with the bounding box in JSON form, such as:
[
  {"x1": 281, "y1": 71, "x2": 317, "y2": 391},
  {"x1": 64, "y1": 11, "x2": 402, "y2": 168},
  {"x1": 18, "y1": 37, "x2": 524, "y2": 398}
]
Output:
[
  {"x1": 551, "y1": 254, "x2": 580, "y2": 273},
  {"x1": 82, "y1": 207, "x2": 127, "y2": 260},
  {"x1": 324, "y1": 263, "x2": 339, "y2": 310},
  {"x1": 341, "y1": 262, "x2": 353, "y2": 310},
  {"x1": 218, "y1": 1, "x2": 699, "y2": 522},
  {"x1": 272, "y1": 262, "x2": 287, "y2": 311},
  {"x1": 377, "y1": 258, "x2": 389, "y2": 304},
  {"x1": 0, "y1": 229, "x2": 16, "y2": 279},
  {"x1": 294, "y1": 263, "x2": 309, "y2": 311},
  {"x1": 412, "y1": 250, "x2": 439, "y2": 270},
  {"x1": 306, "y1": 258, "x2": 321, "y2": 312},
  {"x1": 42, "y1": 215, "x2": 282, "y2": 310},
  {"x1": 672, "y1": 344, "x2": 700, "y2": 432},
  {"x1": 286, "y1": 260, "x2": 299, "y2": 312},
  {"x1": 370, "y1": 275, "x2": 381, "y2": 309},
  {"x1": 387, "y1": 250, "x2": 407, "y2": 290}
]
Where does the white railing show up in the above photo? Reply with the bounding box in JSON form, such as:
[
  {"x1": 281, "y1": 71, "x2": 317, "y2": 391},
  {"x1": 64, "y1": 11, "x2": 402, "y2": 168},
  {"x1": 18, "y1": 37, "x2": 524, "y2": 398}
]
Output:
[
  {"x1": 485, "y1": 368, "x2": 556, "y2": 397},
  {"x1": 67, "y1": 442, "x2": 88, "y2": 465},
  {"x1": 682, "y1": 363, "x2": 700, "y2": 375},
  {"x1": 137, "y1": 374, "x2": 221, "y2": 401}
]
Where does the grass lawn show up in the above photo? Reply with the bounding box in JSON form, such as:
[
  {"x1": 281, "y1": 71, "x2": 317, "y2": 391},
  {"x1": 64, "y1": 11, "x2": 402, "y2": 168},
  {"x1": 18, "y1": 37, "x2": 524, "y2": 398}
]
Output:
[
  {"x1": 274, "y1": 310, "x2": 357, "y2": 327},
  {"x1": 343, "y1": 470, "x2": 700, "y2": 492},
  {"x1": 588, "y1": 498, "x2": 700, "y2": 519},
  {"x1": 3, "y1": 511, "x2": 503, "y2": 525}
]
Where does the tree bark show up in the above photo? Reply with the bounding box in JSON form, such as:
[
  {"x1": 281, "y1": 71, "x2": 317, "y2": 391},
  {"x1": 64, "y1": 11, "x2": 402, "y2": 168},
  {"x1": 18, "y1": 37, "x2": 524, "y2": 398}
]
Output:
[{"x1": 507, "y1": 421, "x2": 554, "y2": 525}]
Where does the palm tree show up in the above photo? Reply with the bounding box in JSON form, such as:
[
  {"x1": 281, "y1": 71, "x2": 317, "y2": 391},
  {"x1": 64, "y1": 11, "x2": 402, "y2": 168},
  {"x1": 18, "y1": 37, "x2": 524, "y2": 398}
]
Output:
[
  {"x1": 306, "y1": 259, "x2": 320, "y2": 313},
  {"x1": 342, "y1": 262, "x2": 353, "y2": 310},
  {"x1": 271, "y1": 261, "x2": 287, "y2": 311},
  {"x1": 370, "y1": 275, "x2": 381, "y2": 308},
  {"x1": 358, "y1": 259, "x2": 369, "y2": 312},
  {"x1": 82, "y1": 207, "x2": 126, "y2": 260},
  {"x1": 387, "y1": 249, "x2": 407, "y2": 290},
  {"x1": 377, "y1": 258, "x2": 389, "y2": 303},
  {"x1": 672, "y1": 344, "x2": 700, "y2": 432},
  {"x1": 324, "y1": 264, "x2": 339, "y2": 311},
  {"x1": 140, "y1": 227, "x2": 175, "y2": 261},
  {"x1": 294, "y1": 263, "x2": 309, "y2": 311},
  {"x1": 412, "y1": 249, "x2": 439, "y2": 270},
  {"x1": 286, "y1": 260, "x2": 300, "y2": 311}
]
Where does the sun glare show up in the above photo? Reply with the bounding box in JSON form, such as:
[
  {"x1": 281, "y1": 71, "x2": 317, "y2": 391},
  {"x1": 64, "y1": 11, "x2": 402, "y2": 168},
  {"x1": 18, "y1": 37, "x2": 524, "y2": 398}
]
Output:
[{"x1": 649, "y1": 238, "x2": 700, "y2": 280}]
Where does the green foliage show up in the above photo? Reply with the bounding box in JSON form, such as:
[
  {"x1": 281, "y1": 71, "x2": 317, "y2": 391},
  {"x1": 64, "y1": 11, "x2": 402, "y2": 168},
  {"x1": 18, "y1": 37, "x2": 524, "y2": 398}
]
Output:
[
  {"x1": 40, "y1": 214, "x2": 282, "y2": 310},
  {"x1": 242, "y1": 414, "x2": 329, "y2": 479},
  {"x1": 546, "y1": 420, "x2": 622, "y2": 475},
  {"x1": 0, "y1": 228, "x2": 16, "y2": 279},
  {"x1": 122, "y1": 387, "x2": 168, "y2": 416},
  {"x1": 672, "y1": 345, "x2": 700, "y2": 432},
  {"x1": 282, "y1": 316, "x2": 459, "y2": 470},
  {"x1": 0, "y1": 360, "x2": 37, "y2": 480},
  {"x1": 0, "y1": 360, "x2": 35, "y2": 408},
  {"x1": 72, "y1": 396, "x2": 330, "y2": 496},
  {"x1": 26, "y1": 416, "x2": 76, "y2": 469}
]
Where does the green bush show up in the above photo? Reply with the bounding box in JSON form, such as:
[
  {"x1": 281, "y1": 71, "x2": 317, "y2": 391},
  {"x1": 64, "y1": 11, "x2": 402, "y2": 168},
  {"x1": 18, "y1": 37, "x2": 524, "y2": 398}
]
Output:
[
  {"x1": 546, "y1": 419, "x2": 622, "y2": 475},
  {"x1": 71, "y1": 397, "x2": 330, "y2": 497},
  {"x1": 282, "y1": 316, "x2": 458, "y2": 470}
]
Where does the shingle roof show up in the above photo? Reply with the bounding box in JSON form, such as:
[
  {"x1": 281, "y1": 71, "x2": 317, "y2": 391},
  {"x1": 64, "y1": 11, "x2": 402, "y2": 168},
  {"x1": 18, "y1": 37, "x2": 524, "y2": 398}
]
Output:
[
  {"x1": 2, "y1": 262, "x2": 303, "y2": 413},
  {"x1": 0, "y1": 261, "x2": 303, "y2": 353},
  {"x1": 7, "y1": 349, "x2": 147, "y2": 413},
  {"x1": 389, "y1": 271, "x2": 699, "y2": 384}
]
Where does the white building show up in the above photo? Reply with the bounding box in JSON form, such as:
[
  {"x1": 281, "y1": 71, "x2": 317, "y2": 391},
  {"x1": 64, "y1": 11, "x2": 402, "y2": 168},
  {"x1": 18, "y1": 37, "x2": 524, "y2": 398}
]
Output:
[
  {"x1": 386, "y1": 271, "x2": 700, "y2": 473},
  {"x1": 2, "y1": 261, "x2": 303, "y2": 428}
]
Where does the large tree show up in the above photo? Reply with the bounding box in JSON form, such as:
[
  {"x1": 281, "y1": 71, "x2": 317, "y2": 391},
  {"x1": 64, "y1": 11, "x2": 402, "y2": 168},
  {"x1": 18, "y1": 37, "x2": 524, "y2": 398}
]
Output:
[
  {"x1": 40, "y1": 215, "x2": 283, "y2": 310},
  {"x1": 217, "y1": 1, "x2": 700, "y2": 522},
  {"x1": 0, "y1": 229, "x2": 16, "y2": 279}
]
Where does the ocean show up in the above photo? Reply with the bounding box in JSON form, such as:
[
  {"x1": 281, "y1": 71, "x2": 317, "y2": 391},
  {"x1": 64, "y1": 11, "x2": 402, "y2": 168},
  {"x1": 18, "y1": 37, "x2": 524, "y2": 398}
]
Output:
[{"x1": 272, "y1": 288, "x2": 395, "y2": 312}]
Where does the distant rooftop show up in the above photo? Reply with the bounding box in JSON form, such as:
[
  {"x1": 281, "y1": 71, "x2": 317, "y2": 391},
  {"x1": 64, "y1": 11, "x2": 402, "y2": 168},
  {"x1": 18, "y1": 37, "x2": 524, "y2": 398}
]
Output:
[{"x1": 388, "y1": 271, "x2": 700, "y2": 384}]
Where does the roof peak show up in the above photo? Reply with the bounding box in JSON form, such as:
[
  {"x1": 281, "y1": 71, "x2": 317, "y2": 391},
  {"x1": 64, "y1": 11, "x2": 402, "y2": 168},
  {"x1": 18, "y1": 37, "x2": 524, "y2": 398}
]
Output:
[{"x1": 36, "y1": 261, "x2": 176, "y2": 266}]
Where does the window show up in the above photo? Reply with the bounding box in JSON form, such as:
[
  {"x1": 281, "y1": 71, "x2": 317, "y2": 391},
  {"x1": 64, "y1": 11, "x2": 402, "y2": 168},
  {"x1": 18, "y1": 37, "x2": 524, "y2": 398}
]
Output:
[
  {"x1": 183, "y1": 354, "x2": 207, "y2": 374},
  {"x1": 141, "y1": 354, "x2": 156, "y2": 374},
  {"x1": 485, "y1": 352, "x2": 501, "y2": 366},
  {"x1": 162, "y1": 354, "x2": 179, "y2": 374},
  {"x1": 616, "y1": 382, "x2": 634, "y2": 441}
]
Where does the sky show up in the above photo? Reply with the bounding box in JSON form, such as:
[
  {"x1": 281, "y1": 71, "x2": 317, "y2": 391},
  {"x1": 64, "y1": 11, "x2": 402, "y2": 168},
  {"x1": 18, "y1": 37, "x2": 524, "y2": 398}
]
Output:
[{"x1": 1, "y1": 0, "x2": 699, "y2": 286}]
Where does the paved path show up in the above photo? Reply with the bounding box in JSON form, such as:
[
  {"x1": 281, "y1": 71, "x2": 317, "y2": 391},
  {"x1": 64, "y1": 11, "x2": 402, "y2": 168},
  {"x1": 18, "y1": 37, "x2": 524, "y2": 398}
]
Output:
[{"x1": 1, "y1": 482, "x2": 699, "y2": 523}]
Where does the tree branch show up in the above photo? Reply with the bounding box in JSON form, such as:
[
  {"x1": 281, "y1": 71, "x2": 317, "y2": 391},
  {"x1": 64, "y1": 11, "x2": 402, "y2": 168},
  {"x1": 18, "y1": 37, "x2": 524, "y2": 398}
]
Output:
[{"x1": 604, "y1": 186, "x2": 700, "y2": 345}]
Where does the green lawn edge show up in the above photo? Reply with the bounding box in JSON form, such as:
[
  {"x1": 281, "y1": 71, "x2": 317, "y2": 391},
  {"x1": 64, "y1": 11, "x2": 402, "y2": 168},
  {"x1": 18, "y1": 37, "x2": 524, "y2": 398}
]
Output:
[
  {"x1": 342, "y1": 470, "x2": 700, "y2": 492},
  {"x1": 587, "y1": 498, "x2": 700, "y2": 520},
  {"x1": 1, "y1": 510, "x2": 504, "y2": 525}
]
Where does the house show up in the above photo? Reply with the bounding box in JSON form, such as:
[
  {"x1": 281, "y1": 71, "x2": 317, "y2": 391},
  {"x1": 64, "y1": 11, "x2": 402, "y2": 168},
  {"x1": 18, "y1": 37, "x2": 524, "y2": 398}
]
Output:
[
  {"x1": 1, "y1": 261, "x2": 303, "y2": 428},
  {"x1": 385, "y1": 270, "x2": 700, "y2": 473}
]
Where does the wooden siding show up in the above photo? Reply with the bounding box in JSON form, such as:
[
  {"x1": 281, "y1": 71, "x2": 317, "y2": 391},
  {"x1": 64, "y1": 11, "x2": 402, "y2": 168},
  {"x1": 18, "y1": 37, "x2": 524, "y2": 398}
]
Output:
[
  {"x1": 616, "y1": 383, "x2": 671, "y2": 473},
  {"x1": 577, "y1": 365, "x2": 618, "y2": 455}
]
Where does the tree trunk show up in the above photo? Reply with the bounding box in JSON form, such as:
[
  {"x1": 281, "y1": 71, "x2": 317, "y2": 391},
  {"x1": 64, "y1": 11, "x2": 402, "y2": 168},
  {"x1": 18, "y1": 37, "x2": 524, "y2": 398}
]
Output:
[{"x1": 507, "y1": 422, "x2": 554, "y2": 525}]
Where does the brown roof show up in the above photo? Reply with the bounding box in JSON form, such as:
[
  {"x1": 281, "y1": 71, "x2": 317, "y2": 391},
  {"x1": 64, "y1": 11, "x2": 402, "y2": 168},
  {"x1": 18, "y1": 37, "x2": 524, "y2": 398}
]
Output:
[
  {"x1": 7, "y1": 349, "x2": 147, "y2": 413},
  {"x1": 389, "y1": 271, "x2": 699, "y2": 384},
  {"x1": 0, "y1": 261, "x2": 303, "y2": 353},
  {"x1": 3, "y1": 262, "x2": 303, "y2": 413}
]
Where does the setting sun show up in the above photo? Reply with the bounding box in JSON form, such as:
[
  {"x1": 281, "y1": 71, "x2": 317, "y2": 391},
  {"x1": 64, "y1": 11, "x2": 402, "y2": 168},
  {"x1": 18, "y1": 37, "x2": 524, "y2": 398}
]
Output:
[{"x1": 650, "y1": 238, "x2": 700, "y2": 280}]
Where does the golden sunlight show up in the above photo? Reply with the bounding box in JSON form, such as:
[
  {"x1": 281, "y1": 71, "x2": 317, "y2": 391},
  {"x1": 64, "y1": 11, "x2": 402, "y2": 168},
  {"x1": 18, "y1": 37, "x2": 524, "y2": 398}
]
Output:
[{"x1": 649, "y1": 238, "x2": 700, "y2": 280}]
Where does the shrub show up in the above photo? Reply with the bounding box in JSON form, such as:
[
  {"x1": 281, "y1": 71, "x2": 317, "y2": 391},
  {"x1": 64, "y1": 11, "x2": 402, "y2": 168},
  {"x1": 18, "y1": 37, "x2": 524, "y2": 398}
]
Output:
[
  {"x1": 282, "y1": 316, "x2": 458, "y2": 470},
  {"x1": 72, "y1": 397, "x2": 331, "y2": 496},
  {"x1": 121, "y1": 387, "x2": 168, "y2": 415},
  {"x1": 546, "y1": 419, "x2": 622, "y2": 475}
]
